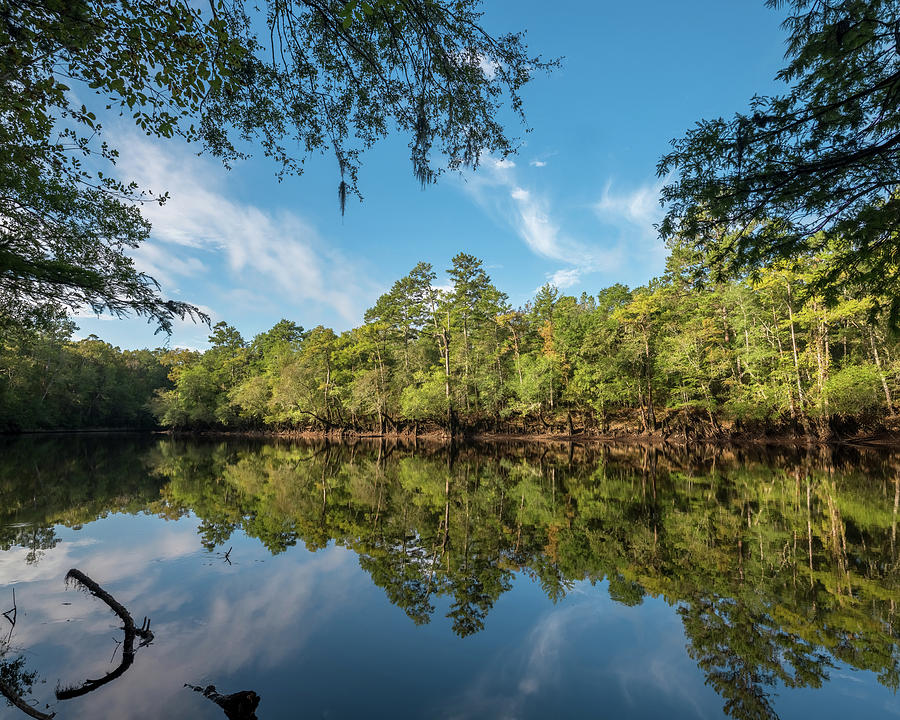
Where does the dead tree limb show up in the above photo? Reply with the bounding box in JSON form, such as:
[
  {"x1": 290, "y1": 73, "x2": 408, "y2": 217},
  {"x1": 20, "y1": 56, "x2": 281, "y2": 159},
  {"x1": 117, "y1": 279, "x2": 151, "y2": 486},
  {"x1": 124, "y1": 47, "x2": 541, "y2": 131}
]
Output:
[
  {"x1": 55, "y1": 569, "x2": 153, "y2": 701},
  {"x1": 185, "y1": 684, "x2": 260, "y2": 720},
  {"x1": 0, "y1": 678, "x2": 55, "y2": 720},
  {"x1": 2, "y1": 588, "x2": 16, "y2": 627}
]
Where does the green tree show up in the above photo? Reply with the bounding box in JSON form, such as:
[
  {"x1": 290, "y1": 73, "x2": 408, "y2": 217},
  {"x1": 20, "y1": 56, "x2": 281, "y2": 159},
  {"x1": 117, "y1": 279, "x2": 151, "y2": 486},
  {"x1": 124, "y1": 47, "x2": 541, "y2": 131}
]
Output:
[
  {"x1": 659, "y1": 0, "x2": 900, "y2": 318},
  {"x1": 0, "y1": 0, "x2": 552, "y2": 332}
]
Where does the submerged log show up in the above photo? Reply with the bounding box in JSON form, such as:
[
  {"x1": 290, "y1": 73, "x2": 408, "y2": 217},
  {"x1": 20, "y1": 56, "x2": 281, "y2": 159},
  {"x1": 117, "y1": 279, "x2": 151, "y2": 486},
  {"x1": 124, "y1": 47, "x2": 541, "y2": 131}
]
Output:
[
  {"x1": 56, "y1": 569, "x2": 153, "y2": 700},
  {"x1": 185, "y1": 684, "x2": 260, "y2": 720},
  {"x1": 0, "y1": 678, "x2": 55, "y2": 720}
]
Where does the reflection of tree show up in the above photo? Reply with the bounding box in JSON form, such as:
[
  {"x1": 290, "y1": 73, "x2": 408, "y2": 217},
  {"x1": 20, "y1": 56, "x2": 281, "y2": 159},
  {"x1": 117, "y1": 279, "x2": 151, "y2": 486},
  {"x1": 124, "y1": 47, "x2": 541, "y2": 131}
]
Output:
[
  {"x1": 56, "y1": 569, "x2": 154, "y2": 701},
  {"x1": 0, "y1": 527, "x2": 59, "y2": 566},
  {"x1": 359, "y1": 542, "x2": 435, "y2": 626},
  {"x1": 0, "y1": 587, "x2": 53, "y2": 719},
  {"x1": 0, "y1": 656, "x2": 52, "y2": 719},
  {"x1": 3, "y1": 436, "x2": 900, "y2": 719},
  {"x1": 0, "y1": 435, "x2": 167, "y2": 563},
  {"x1": 680, "y1": 596, "x2": 831, "y2": 720},
  {"x1": 446, "y1": 555, "x2": 512, "y2": 638},
  {"x1": 151, "y1": 441, "x2": 899, "y2": 719}
]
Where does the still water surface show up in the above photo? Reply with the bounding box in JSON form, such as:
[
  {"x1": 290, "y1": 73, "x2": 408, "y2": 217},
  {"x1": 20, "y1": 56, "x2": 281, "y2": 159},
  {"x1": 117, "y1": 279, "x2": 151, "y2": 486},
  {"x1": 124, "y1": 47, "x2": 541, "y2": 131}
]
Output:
[{"x1": 0, "y1": 436, "x2": 898, "y2": 719}]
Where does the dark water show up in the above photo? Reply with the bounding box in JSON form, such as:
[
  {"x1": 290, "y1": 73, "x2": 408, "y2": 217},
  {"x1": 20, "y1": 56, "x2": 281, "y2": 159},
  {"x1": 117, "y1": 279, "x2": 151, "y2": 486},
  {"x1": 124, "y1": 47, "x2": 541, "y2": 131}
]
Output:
[{"x1": 0, "y1": 436, "x2": 897, "y2": 720}]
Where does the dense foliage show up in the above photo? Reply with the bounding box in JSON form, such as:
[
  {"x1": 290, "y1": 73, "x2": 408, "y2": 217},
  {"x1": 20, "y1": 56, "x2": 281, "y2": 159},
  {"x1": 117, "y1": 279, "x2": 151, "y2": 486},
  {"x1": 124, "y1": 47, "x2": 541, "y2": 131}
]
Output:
[
  {"x1": 5, "y1": 250, "x2": 900, "y2": 436},
  {"x1": 0, "y1": 0, "x2": 550, "y2": 332},
  {"x1": 148, "y1": 251, "x2": 900, "y2": 438},
  {"x1": 660, "y1": 0, "x2": 900, "y2": 319},
  {"x1": 0, "y1": 319, "x2": 167, "y2": 431},
  {"x1": 2, "y1": 436, "x2": 898, "y2": 720}
]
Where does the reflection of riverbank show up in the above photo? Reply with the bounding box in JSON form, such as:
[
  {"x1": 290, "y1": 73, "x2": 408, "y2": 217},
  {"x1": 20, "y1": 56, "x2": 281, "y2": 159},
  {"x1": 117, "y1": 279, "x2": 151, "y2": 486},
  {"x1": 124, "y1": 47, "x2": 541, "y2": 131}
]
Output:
[
  {"x1": 157, "y1": 425, "x2": 900, "y2": 448},
  {"x1": 0, "y1": 436, "x2": 898, "y2": 720}
]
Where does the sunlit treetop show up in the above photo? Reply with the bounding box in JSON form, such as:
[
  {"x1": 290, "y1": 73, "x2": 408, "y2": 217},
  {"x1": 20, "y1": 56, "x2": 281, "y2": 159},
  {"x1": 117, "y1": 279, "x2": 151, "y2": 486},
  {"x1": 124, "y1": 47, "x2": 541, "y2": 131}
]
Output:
[{"x1": 658, "y1": 0, "x2": 900, "y2": 320}]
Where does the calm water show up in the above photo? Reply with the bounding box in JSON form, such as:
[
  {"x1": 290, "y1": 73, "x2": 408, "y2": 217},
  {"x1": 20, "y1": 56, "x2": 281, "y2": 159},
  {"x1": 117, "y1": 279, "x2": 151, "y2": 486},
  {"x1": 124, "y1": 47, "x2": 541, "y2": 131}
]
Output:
[{"x1": 0, "y1": 436, "x2": 897, "y2": 720}]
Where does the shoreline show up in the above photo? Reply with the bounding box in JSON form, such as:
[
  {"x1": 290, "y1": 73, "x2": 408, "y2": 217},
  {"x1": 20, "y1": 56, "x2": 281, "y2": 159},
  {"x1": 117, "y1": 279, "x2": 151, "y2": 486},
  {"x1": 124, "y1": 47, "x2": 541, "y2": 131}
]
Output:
[
  {"x1": 163, "y1": 427, "x2": 900, "y2": 448},
  {"x1": 5, "y1": 427, "x2": 900, "y2": 448}
]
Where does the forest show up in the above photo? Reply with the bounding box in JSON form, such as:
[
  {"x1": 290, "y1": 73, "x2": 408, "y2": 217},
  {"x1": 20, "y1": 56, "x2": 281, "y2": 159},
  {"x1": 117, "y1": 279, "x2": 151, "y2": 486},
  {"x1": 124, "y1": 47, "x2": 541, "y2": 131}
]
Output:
[{"x1": 3, "y1": 247, "x2": 899, "y2": 440}]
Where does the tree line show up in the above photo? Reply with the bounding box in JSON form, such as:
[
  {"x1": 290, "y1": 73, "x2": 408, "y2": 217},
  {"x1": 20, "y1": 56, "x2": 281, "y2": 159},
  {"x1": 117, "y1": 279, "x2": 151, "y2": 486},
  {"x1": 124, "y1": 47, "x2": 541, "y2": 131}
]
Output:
[
  {"x1": 0, "y1": 315, "x2": 166, "y2": 431},
  {"x1": 4, "y1": 249, "x2": 900, "y2": 437}
]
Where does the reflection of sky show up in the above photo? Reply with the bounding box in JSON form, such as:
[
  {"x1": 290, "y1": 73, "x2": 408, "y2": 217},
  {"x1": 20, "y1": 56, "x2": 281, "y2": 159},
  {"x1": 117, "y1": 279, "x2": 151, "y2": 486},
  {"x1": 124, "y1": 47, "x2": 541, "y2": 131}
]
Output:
[{"x1": 0, "y1": 513, "x2": 897, "y2": 720}]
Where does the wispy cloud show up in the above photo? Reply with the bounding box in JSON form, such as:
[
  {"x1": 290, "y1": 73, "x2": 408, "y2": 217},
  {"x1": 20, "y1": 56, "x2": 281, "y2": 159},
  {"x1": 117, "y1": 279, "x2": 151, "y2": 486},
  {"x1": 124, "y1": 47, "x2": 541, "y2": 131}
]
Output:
[
  {"x1": 117, "y1": 136, "x2": 376, "y2": 325},
  {"x1": 530, "y1": 159, "x2": 547, "y2": 168},
  {"x1": 545, "y1": 268, "x2": 581, "y2": 290},
  {"x1": 130, "y1": 242, "x2": 207, "y2": 292},
  {"x1": 477, "y1": 54, "x2": 500, "y2": 80},
  {"x1": 593, "y1": 179, "x2": 667, "y2": 263},
  {"x1": 460, "y1": 158, "x2": 625, "y2": 296}
]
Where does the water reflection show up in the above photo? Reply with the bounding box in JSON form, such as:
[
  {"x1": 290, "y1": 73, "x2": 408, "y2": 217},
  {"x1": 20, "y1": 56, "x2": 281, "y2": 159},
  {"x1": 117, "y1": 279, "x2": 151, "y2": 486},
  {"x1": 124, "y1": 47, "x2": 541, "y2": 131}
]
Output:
[{"x1": 0, "y1": 436, "x2": 898, "y2": 719}]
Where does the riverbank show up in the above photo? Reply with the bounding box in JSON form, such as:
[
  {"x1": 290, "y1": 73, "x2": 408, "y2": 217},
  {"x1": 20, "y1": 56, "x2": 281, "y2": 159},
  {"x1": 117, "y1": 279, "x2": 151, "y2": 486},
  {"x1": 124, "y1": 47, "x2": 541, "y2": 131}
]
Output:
[
  {"x1": 155, "y1": 423, "x2": 900, "y2": 448},
  {"x1": 8, "y1": 414, "x2": 900, "y2": 447}
]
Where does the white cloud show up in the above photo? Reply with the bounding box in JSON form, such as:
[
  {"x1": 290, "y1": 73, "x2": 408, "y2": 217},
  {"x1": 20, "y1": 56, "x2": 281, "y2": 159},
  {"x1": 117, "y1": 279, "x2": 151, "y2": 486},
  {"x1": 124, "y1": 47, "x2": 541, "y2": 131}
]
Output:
[
  {"x1": 130, "y1": 242, "x2": 207, "y2": 291},
  {"x1": 459, "y1": 158, "x2": 623, "y2": 295},
  {"x1": 530, "y1": 160, "x2": 547, "y2": 168},
  {"x1": 478, "y1": 54, "x2": 500, "y2": 80},
  {"x1": 545, "y1": 268, "x2": 581, "y2": 290},
  {"x1": 593, "y1": 179, "x2": 667, "y2": 262},
  {"x1": 490, "y1": 157, "x2": 516, "y2": 170},
  {"x1": 510, "y1": 186, "x2": 566, "y2": 259},
  {"x1": 116, "y1": 136, "x2": 376, "y2": 324}
]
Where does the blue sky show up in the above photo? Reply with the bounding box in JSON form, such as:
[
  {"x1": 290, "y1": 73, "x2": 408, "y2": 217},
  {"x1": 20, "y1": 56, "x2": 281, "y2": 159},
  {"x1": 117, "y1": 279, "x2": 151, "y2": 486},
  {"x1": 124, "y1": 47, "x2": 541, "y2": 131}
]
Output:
[{"x1": 74, "y1": 0, "x2": 790, "y2": 350}]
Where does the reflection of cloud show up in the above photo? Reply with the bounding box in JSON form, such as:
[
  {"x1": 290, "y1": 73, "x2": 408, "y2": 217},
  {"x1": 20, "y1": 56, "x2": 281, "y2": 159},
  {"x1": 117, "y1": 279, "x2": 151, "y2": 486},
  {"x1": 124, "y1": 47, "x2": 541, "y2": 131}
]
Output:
[
  {"x1": 2, "y1": 519, "x2": 359, "y2": 719},
  {"x1": 516, "y1": 605, "x2": 580, "y2": 696},
  {"x1": 439, "y1": 600, "x2": 599, "y2": 719},
  {"x1": 435, "y1": 581, "x2": 724, "y2": 720},
  {"x1": 609, "y1": 619, "x2": 712, "y2": 720}
]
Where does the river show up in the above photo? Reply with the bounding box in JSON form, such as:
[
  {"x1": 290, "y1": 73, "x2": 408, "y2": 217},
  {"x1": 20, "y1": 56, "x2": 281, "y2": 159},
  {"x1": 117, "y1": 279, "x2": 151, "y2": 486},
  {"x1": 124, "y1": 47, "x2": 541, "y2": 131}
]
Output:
[{"x1": 0, "y1": 435, "x2": 897, "y2": 719}]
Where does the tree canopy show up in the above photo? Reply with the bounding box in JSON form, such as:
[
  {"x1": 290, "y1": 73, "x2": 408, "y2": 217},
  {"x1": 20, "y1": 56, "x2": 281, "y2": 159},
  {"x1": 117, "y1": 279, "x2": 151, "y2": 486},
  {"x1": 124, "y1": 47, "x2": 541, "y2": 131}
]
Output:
[
  {"x1": 659, "y1": 0, "x2": 900, "y2": 319},
  {"x1": 6, "y1": 250, "x2": 900, "y2": 439},
  {"x1": 0, "y1": 0, "x2": 552, "y2": 332}
]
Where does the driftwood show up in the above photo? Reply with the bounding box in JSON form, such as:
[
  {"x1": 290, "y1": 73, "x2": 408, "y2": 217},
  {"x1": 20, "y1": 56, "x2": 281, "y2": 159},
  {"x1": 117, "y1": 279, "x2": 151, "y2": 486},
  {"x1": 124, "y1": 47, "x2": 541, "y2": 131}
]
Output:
[
  {"x1": 3, "y1": 588, "x2": 17, "y2": 646},
  {"x1": 56, "y1": 569, "x2": 153, "y2": 700},
  {"x1": 185, "y1": 684, "x2": 260, "y2": 720},
  {"x1": 3, "y1": 587, "x2": 16, "y2": 627},
  {"x1": 0, "y1": 587, "x2": 54, "y2": 719},
  {"x1": 0, "y1": 678, "x2": 55, "y2": 720}
]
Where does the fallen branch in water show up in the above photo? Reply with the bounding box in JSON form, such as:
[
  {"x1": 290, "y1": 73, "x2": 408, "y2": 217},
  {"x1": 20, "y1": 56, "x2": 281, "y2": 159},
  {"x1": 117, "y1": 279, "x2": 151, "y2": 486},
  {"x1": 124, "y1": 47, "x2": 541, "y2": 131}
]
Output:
[
  {"x1": 2, "y1": 588, "x2": 16, "y2": 646},
  {"x1": 185, "y1": 684, "x2": 260, "y2": 720},
  {"x1": 56, "y1": 569, "x2": 153, "y2": 700},
  {"x1": 0, "y1": 677, "x2": 55, "y2": 720},
  {"x1": 3, "y1": 588, "x2": 16, "y2": 627}
]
